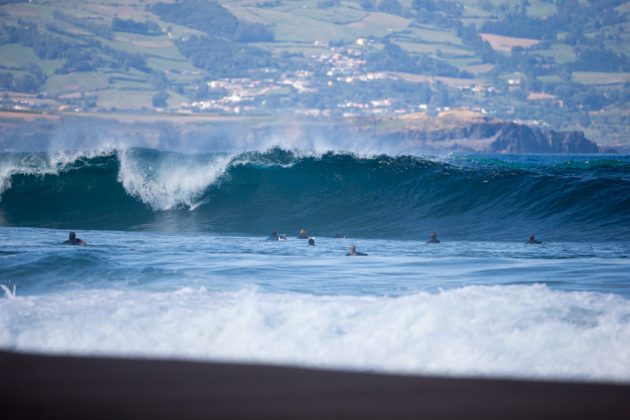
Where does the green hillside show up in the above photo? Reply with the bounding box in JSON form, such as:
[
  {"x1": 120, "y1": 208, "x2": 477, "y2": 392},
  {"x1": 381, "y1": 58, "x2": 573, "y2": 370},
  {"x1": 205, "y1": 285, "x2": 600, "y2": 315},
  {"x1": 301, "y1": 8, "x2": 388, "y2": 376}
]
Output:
[{"x1": 0, "y1": 0, "x2": 629, "y2": 145}]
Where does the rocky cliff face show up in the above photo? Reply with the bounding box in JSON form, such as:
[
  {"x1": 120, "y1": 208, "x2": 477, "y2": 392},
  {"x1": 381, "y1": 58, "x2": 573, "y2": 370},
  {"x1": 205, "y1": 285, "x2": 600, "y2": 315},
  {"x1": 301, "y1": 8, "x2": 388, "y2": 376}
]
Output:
[
  {"x1": 385, "y1": 121, "x2": 599, "y2": 154},
  {"x1": 0, "y1": 111, "x2": 601, "y2": 154},
  {"x1": 489, "y1": 123, "x2": 599, "y2": 153}
]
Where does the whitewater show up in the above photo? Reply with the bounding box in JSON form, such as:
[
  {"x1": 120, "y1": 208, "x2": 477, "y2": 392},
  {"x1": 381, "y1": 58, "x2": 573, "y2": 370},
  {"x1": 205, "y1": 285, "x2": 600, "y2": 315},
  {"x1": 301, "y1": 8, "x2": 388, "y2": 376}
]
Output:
[{"x1": 1, "y1": 147, "x2": 629, "y2": 382}]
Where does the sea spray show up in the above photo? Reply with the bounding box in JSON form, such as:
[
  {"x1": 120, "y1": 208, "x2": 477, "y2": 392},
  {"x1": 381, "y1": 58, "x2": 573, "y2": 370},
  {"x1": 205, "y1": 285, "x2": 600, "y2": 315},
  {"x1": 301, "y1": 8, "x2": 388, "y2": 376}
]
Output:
[
  {"x1": 117, "y1": 149, "x2": 234, "y2": 210},
  {"x1": 0, "y1": 147, "x2": 119, "y2": 197},
  {"x1": 1, "y1": 285, "x2": 628, "y2": 381},
  {"x1": 0, "y1": 284, "x2": 16, "y2": 299}
]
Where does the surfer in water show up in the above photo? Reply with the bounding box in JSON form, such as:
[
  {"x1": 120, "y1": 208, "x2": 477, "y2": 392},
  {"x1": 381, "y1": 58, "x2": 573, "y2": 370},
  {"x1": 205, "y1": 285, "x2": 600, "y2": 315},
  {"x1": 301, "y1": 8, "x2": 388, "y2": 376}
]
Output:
[
  {"x1": 63, "y1": 231, "x2": 86, "y2": 246},
  {"x1": 527, "y1": 234, "x2": 543, "y2": 244},
  {"x1": 346, "y1": 244, "x2": 367, "y2": 256},
  {"x1": 267, "y1": 230, "x2": 286, "y2": 241},
  {"x1": 427, "y1": 232, "x2": 440, "y2": 244},
  {"x1": 297, "y1": 228, "x2": 308, "y2": 239},
  {"x1": 308, "y1": 238, "x2": 315, "y2": 246}
]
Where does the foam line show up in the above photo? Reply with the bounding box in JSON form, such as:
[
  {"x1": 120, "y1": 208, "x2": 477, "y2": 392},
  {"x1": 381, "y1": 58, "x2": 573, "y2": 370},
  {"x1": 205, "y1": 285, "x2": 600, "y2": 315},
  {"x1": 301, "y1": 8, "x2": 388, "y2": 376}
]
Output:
[{"x1": 1, "y1": 285, "x2": 628, "y2": 382}]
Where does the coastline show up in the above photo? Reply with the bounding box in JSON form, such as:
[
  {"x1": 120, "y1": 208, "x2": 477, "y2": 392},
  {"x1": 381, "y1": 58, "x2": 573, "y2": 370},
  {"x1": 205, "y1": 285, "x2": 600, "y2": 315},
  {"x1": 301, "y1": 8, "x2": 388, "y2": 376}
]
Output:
[
  {"x1": 2, "y1": 350, "x2": 629, "y2": 419},
  {"x1": 0, "y1": 109, "x2": 604, "y2": 154}
]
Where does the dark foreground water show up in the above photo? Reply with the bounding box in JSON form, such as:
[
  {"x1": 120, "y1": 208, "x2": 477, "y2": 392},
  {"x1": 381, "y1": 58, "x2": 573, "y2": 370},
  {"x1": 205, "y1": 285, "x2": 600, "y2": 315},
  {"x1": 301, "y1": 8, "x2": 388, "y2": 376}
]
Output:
[{"x1": 1, "y1": 150, "x2": 629, "y2": 382}]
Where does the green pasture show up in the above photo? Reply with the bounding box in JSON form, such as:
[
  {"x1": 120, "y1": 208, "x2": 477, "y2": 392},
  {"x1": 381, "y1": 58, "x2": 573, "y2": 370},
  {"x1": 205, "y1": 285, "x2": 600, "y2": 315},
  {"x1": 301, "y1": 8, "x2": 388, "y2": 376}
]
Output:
[
  {"x1": 255, "y1": 8, "x2": 354, "y2": 43},
  {"x1": 96, "y1": 88, "x2": 154, "y2": 109},
  {"x1": 46, "y1": 72, "x2": 110, "y2": 95},
  {"x1": 1, "y1": 2, "x2": 57, "y2": 27},
  {"x1": 393, "y1": 39, "x2": 472, "y2": 58},
  {"x1": 458, "y1": 2, "x2": 493, "y2": 19},
  {"x1": 146, "y1": 56, "x2": 199, "y2": 75},
  {"x1": 108, "y1": 76, "x2": 152, "y2": 91},
  {"x1": 525, "y1": 1, "x2": 556, "y2": 18},
  {"x1": 410, "y1": 25, "x2": 464, "y2": 46},
  {"x1": 443, "y1": 56, "x2": 480, "y2": 68},
  {"x1": 0, "y1": 44, "x2": 65, "y2": 75},
  {"x1": 538, "y1": 75, "x2": 561, "y2": 83},
  {"x1": 259, "y1": 41, "x2": 330, "y2": 58},
  {"x1": 288, "y1": 4, "x2": 367, "y2": 25},
  {"x1": 458, "y1": 17, "x2": 486, "y2": 29},
  {"x1": 532, "y1": 43, "x2": 576, "y2": 64},
  {"x1": 572, "y1": 72, "x2": 630, "y2": 85},
  {"x1": 345, "y1": 12, "x2": 411, "y2": 39},
  {"x1": 100, "y1": 36, "x2": 184, "y2": 61}
]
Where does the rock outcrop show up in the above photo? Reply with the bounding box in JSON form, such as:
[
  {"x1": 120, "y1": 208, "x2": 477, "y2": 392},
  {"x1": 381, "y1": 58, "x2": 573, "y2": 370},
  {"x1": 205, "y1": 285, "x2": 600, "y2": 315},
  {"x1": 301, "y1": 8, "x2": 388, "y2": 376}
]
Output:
[
  {"x1": 383, "y1": 119, "x2": 599, "y2": 153},
  {"x1": 489, "y1": 123, "x2": 598, "y2": 153},
  {"x1": 0, "y1": 111, "x2": 602, "y2": 154}
]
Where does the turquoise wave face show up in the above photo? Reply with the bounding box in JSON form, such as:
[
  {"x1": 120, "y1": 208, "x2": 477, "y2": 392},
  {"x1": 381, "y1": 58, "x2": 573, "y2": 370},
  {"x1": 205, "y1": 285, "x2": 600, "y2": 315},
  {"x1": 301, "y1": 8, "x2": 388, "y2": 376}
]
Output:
[{"x1": 1, "y1": 148, "x2": 629, "y2": 241}]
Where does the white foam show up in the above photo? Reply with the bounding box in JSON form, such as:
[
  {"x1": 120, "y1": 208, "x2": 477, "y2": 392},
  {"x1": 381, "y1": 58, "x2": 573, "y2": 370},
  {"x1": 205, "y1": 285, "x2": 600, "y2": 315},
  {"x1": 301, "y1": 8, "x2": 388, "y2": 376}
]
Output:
[
  {"x1": 0, "y1": 139, "x2": 446, "y2": 203},
  {"x1": 0, "y1": 155, "x2": 53, "y2": 197},
  {"x1": 0, "y1": 146, "x2": 229, "y2": 209},
  {"x1": 117, "y1": 150, "x2": 233, "y2": 210},
  {"x1": 0, "y1": 164, "x2": 16, "y2": 196},
  {"x1": 0, "y1": 147, "x2": 118, "y2": 198},
  {"x1": 1, "y1": 285, "x2": 629, "y2": 382},
  {"x1": 0, "y1": 284, "x2": 16, "y2": 299},
  {"x1": 243, "y1": 135, "x2": 422, "y2": 160},
  {"x1": 46, "y1": 146, "x2": 119, "y2": 168}
]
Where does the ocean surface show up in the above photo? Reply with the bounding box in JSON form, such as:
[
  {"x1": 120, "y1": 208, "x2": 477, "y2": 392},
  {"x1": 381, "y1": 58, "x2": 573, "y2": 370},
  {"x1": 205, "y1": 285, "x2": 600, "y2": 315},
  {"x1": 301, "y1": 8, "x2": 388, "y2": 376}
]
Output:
[{"x1": 1, "y1": 147, "x2": 629, "y2": 382}]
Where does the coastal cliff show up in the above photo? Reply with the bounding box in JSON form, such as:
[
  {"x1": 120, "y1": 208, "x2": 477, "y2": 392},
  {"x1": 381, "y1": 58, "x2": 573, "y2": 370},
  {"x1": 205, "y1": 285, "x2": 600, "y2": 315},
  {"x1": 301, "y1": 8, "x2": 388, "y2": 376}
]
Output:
[
  {"x1": 490, "y1": 124, "x2": 598, "y2": 154},
  {"x1": 385, "y1": 122, "x2": 599, "y2": 153},
  {"x1": 0, "y1": 111, "x2": 602, "y2": 154},
  {"x1": 380, "y1": 111, "x2": 600, "y2": 154}
]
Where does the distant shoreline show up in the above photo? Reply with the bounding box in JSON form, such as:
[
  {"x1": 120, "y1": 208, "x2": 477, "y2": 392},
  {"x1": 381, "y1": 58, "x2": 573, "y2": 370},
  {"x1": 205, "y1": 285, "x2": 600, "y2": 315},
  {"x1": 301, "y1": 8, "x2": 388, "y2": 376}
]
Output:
[
  {"x1": 0, "y1": 109, "x2": 608, "y2": 154},
  {"x1": 0, "y1": 109, "x2": 255, "y2": 124}
]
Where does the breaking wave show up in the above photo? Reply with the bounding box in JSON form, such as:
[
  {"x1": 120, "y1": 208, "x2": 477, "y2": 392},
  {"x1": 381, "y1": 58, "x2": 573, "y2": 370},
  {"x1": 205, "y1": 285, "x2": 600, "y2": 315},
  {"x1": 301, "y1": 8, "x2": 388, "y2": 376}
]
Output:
[{"x1": 0, "y1": 148, "x2": 628, "y2": 240}]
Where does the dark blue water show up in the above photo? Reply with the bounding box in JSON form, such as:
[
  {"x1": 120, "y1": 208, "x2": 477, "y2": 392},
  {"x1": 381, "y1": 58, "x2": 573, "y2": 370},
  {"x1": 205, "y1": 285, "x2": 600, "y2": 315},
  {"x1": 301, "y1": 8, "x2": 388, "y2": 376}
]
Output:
[
  {"x1": 1, "y1": 149, "x2": 628, "y2": 240},
  {"x1": 1, "y1": 149, "x2": 629, "y2": 382}
]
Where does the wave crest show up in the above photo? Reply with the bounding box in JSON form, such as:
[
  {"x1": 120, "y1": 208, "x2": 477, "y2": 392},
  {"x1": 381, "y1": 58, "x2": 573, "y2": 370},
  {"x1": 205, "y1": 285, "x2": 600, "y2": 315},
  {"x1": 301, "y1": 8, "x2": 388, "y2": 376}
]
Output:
[
  {"x1": 117, "y1": 149, "x2": 233, "y2": 211},
  {"x1": 0, "y1": 148, "x2": 629, "y2": 240}
]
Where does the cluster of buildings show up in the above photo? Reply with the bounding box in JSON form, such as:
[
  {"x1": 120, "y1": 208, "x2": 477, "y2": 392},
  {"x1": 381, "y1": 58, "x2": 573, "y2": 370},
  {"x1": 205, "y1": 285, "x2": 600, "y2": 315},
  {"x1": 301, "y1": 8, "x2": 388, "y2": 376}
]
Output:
[
  {"x1": 1, "y1": 40, "x2": 503, "y2": 119},
  {"x1": 174, "y1": 41, "x2": 501, "y2": 118},
  {"x1": 177, "y1": 45, "x2": 375, "y2": 115}
]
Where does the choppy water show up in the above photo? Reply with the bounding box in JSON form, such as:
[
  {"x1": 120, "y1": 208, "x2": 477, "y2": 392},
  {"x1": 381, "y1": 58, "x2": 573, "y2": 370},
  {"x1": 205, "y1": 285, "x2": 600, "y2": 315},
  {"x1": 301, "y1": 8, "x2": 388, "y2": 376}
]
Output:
[{"x1": 1, "y1": 149, "x2": 629, "y2": 382}]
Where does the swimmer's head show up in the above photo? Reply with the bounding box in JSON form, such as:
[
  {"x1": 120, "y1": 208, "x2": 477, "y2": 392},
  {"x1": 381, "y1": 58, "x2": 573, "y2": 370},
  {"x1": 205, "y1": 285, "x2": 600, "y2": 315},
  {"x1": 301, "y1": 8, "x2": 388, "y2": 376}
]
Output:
[
  {"x1": 308, "y1": 238, "x2": 315, "y2": 246},
  {"x1": 69, "y1": 232, "x2": 76, "y2": 240}
]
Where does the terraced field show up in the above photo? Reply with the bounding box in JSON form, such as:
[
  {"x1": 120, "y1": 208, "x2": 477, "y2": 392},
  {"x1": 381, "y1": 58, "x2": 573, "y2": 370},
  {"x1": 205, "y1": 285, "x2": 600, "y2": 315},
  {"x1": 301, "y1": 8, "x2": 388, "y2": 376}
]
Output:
[{"x1": 0, "y1": 0, "x2": 628, "y2": 145}]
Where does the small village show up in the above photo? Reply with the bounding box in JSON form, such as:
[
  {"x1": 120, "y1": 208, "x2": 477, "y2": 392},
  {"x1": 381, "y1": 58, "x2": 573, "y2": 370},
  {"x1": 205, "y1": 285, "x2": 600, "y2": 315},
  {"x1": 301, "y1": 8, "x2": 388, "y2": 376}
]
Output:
[
  {"x1": 0, "y1": 40, "x2": 512, "y2": 121},
  {"x1": 176, "y1": 41, "x2": 502, "y2": 118}
]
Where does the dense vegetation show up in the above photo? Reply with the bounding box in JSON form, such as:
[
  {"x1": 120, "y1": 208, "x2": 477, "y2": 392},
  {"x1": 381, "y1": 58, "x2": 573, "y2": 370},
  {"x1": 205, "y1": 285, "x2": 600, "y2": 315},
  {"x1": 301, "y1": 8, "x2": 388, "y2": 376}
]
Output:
[
  {"x1": 0, "y1": 0, "x2": 628, "y2": 145},
  {"x1": 112, "y1": 18, "x2": 161, "y2": 36},
  {"x1": 481, "y1": 14, "x2": 557, "y2": 40},
  {"x1": 175, "y1": 35, "x2": 273, "y2": 77},
  {"x1": 0, "y1": 22, "x2": 148, "y2": 74},
  {"x1": 152, "y1": 0, "x2": 273, "y2": 42},
  {"x1": 367, "y1": 41, "x2": 472, "y2": 78},
  {"x1": 53, "y1": 10, "x2": 113, "y2": 39}
]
